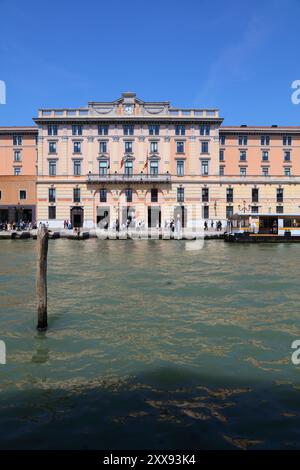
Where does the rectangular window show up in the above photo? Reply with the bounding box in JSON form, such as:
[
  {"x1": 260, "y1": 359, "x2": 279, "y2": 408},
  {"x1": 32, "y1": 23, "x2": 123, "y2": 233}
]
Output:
[
  {"x1": 284, "y1": 150, "x2": 291, "y2": 161},
  {"x1": 73, "y1": 160, "x2": 81, "y2": 176},
  {"x1": 226, "y1": 205, "x2": 233, "y2": 218},
  {"x1": 283, "y1": 135, "x2": 292, "y2": 146},
  {"x1": 14, "y1": 150, "x2": 21, "y2": 161},
  {"x1": 220, "y1": 135, "x2": 226, "y2": 145},
  {"x1": 73, "y1": 141, "x2": 81, "y2": 153},
  {"x1": 176, "y1": 160, "x2": 184, "y2": 176},
  {"x1": 73, "y1": 187, "x2": 81, "y2": 202},
  {"x1": 151, "y1": 188, "x2": 158, "y2": 203},
  {"x1": 98, "y1": 125, "x2": 108, "y2": 136},
  {"x1": 226, "y1": 187, "x2": 233, "y2": 203},
  {"x1": 200, "y1": 125, "x2": 210, "y2": 136},
  {"x1": 123, "y1": 125, "x2": 134, "y2": 136},
  {"x1": 201, "y1": 141, "x2": 209, "y2": 153},
  {"x1": 251, "y1": 206, "x2": 259, "y2": 214},
  {"x1": 262, "y1": 166, "x2": 269, "y2": 176},
  {"x1": 148, "y1": 124, "x2": 160, "y2": 136},
  {"x1": 124, "y1": 160, "x2": 133, "y2": 175},
  {"x1": 219, "y1": 150, "x2": 224, "y2": 161},
  {"x1": 176, "y1": 141, "x2": 184, "y2": 153},
  {"x1": 48, "y1": 187, "x2": 56, "y2": 203},
  {"x1": 201, "y1": 160, "x2": 209, "y2": 175},
  {"x1": 0, "y1": 191, "x2": 2, "y2": 200},
  {"x1": 284, "y1": 167, "x2": 291, "y2": 176},
  {"x1": 177, "y1": 187, "x2": 184, "y2": 202},
  {"x1": 240, "y1": 150, "x2": 247, "y2": 161},
  {"x1": 13, "y1": 135, "x2": 22, "y2": 146},
  {"x1": 202, "y1": 205, "x2": 209, "y2": 219},
  {"x1": 19, "y1": 190, "x2": 26, "y2": 200},
  {"x1": 261, "y1": 135, "x2": 270, "y2": 146},
  {"x1": 49, "y1": 141, "x2": 57, "y2": 153},
  {"x1": 125, "y1": 188, "x2": 132, "y2": 202},
  {"x1": 150, "y1": 160, "x2": 158, "y2": 176},
  {"x1": 99, "y1": 189, "x2": 107, "y2": 203},
  {"x1": 277, "y1": 188, "x2": 284, "y2": 202},
  {"x1": 175, "y1": 125, "x2": 185, "y2": 136},
  {"x1": 99, "y1": 141, "x2": 107, "y2": 153},
  {"x1": 99, "y1": 160, "x2": 108, "y2": 175},
  {"x1": 252, "y1": 188, "x2": 259, "y2": 203},
  {"x1": 238, "y1": 135, "x2": 248, "y2": 145},
  {"x1": 72, "y1": 125, "x2": 82, "y2": 136},
  {"x1": 125, "y1": 141, "x2": 133, "y2": 153},
  {"x1": 150, "y1": 141, "x2": 158, "y2": 153},
  {"x1": 49, "y1": 160, "x2": 56, "y2": 176},
  {"x1": 262, "y1": 150, "x2": 269, "y2": 161},
  {"x1": 48, "y1": 125, "x2": 58, "y2": 136},
  {"x1": 202, "y1": 187, "x2": 209, "y2": 202},
  {"x1": 240, "y1": 167, "x2": 247, "y2": 176},
  {"x1": 14, "y1": 167, "x2": 21, "y2": 176},
  {"x1": 276, "y1": 205, "x2": 284, "y2": 214},
  {"x1": 48, "y1": 206, "x2": 56, "y2": 219},
  {"x1": 219, "y1": 166, "x2": 225, "y2": 176}
]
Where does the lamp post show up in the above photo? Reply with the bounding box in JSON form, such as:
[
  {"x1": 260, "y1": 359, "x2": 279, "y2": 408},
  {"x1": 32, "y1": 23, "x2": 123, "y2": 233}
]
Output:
[{"x1": 238, "y1": 200, "x2": 251, "y2": 213}]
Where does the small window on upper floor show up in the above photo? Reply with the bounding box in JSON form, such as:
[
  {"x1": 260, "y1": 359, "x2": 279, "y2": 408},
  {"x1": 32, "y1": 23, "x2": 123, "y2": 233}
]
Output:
[
  {"x1": 123, "y1": 125, "x2": 134, "y2": 136},
  {"x1": 284, "y1": 167, "x2": 291, "y2": 177},
  {"x1": 262, "y1": 166, "x2": 269, "y2": 176},
  {"x1": 261, "y1": 135, "x2": 270, "y2": 146},
  {"x1": 19, "y1": 190, "x2": 26, "y2": 200},
  {"x1": 200, "y1": 125, "x2": 210, "y2": 136},
  {"x1": 283, "y1": 135, "x2": 292, "y2": 146},
  {"x1": 201, "y1": 141, "x2": 209, "y2": 154},
  {"x1": 49, "y1": 141, "x2": 57, "y2": 154},
  {"x1": 99, "y1": 141, "x2": 107, "y2": 153},
  {"x1": 72, "y1": 125, "x2": 82, "y2": 136},
  {"x1": 284, "y1": 150, "x2": 291, "y2": 161},
  {"x1": 148, "y1": 125, "x2": 160, "y2": 136},
  {"x1": 238, "y1": 135, "x2": 248, "y2": 146},
  {"x1": 240, "y1": 167, "x2": 247, "y2": 176},
  {"x1": 73, "y1": 141, "x2": 81, "y2": 153},
  {"x1": 150, "y1": 141, "x2": 158, "y2": 153},
  {"x1": 219, "y1": 135, "x2": 226, "y2": 145},
  {"x1": 262, "y1": 150, "x2": 269, "y2": 161},
  {"x1": 13, "y1": 135, "x2": 22, "y2": 146},
  {"x1": 48, "y1": 125, "x2": 58, "y2": 136},
  {"x1": 219, "y1": 149, "x2": 224, "y2": 161},
  {"x1": 175, "y1": 125, "x2": 185, "y2": 136},
  {"x1": 240, "y1": 150, "x2": 247, "y2": 161},
  {"x1": 14, "y1": 167, "x2": 21, "y2": 176},
  {"x1": 14, "y1": 150, "x2": 21, "y2": 162},
  {"x1": 219, "y1": 166, "x2": 225, "y2": 176},
  {"x1": 98, "y1": 125, "x2": 109, "y2": 136},
  {"x1": 176, "y1": 141, "x2": 185, "y2": 153}
]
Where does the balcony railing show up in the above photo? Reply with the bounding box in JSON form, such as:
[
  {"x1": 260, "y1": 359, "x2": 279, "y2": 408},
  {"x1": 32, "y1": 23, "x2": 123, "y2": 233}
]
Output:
[{"x1": 87, "y1": 173, "x2": 171, "y2": 184}]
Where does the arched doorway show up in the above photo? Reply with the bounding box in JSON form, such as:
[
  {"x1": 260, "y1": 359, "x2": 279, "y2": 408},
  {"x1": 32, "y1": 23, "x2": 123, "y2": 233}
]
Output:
[
  {"x1": 174, "y1": 206, "x2": 187, "y2": 228},
  {"x1": 70, "y1": 206, "x2": 84, "y2": 228}
]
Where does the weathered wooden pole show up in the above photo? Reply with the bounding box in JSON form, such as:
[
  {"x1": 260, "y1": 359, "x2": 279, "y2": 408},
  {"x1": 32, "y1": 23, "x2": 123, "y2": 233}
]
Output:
[{"x1": 36, "y1": 224, "x2": 48, "y2": 330}]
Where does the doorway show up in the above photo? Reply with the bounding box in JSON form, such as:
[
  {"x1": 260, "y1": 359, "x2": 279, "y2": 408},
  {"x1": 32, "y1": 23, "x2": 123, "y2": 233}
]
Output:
[
  {"x1": 174, "y1": 206, "x2": 187, "y2": 228},
  {"x1": 148, "y1": 206, "x2": 161, "y2": 228},
  {"x1": 71, "y1": 207, "x2": 84, "y2": 228}
]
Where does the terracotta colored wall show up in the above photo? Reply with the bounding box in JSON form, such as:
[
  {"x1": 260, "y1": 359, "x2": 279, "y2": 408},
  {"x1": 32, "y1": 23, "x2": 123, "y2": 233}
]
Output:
[{"x1": 0, "y1": 130, "x2": 37, "y2": 176}]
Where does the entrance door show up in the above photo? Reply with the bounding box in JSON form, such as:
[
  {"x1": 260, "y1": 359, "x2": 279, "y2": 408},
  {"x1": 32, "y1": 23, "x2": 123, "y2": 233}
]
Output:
[
  {"x1": 97, "y1": 207, "x2": 110, "y2": 229},
  {"x1": 71, "y1": 207, "x2": 84, "y2": 228},
  {"x1": 174, "y1": 206, "x2": 187, "y2": 228},
  {"x1": 148, "y1": 206, "x2": 161, "y2": 228}
]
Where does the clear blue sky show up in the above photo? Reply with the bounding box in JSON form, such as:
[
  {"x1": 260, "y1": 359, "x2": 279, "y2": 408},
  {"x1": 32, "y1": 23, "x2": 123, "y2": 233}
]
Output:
[{"x1": 1, "y1": 0, "x2": 300, "y2": 126}]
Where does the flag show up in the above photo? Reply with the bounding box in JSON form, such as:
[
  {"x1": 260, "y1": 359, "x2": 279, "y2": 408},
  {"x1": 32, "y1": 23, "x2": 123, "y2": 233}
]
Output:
[
  {"x1": 120, "y1": 157, "x2": 125, "y2": 168},
  {"x1": 143, "y1": 150, "x2": 148, "y2": 170}
]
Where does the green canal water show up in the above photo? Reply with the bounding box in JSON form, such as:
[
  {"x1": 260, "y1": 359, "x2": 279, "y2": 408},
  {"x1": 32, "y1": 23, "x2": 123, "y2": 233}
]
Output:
[{"x1": 0, "y1": 239, "x2": 300, "y2": 449}]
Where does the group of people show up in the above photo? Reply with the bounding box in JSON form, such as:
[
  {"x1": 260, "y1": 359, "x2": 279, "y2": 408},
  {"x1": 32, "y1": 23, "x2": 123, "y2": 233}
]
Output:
[
  {"x1": 204, "y1": 220, "x2": 223, "y2": 231},
  {"x1": 63, "y1": 220, "x2": 73, "y2": 230},
  {"x1": 0, "y1": 220, "x2": 37, "y2": 231}
]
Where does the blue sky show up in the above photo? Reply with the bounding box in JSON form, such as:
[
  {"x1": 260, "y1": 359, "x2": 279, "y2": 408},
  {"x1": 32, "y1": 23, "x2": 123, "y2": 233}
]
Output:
[{"x1": 0, "y1": 0, "x2": 300, "y2": 125}]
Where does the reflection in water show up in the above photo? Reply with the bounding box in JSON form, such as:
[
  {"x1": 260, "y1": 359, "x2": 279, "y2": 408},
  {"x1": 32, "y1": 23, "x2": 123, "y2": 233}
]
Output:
[{"x1": 0, "y1": 239, "x2": 300, "y2": 449}]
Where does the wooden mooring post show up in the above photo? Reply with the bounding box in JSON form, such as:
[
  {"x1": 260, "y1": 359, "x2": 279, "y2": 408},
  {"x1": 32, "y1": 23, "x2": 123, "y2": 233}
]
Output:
[{"x1": 36, "y1": 224, "x2": 48, "y2": 330}]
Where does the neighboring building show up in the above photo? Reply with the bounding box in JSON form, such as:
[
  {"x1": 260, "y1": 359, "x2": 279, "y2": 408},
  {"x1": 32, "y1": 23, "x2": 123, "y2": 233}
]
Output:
[
  {"x1": 2, "y1": 94, "x2": 300, "y2": 229},
  {"x1": 0, "y1": 127, "x2": 38, "y2": 223}
]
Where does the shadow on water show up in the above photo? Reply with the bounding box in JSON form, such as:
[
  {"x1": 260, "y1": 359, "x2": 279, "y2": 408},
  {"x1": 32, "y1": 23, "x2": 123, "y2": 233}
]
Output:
[{"x1": 0, "y1": 365, "x2": 300, "y2": 450}]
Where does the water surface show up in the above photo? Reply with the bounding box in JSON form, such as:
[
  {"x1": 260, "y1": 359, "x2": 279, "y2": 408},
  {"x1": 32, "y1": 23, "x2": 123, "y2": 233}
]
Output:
[{"x1": 0, "y1": 239, "x2": 300, "y2": 449}]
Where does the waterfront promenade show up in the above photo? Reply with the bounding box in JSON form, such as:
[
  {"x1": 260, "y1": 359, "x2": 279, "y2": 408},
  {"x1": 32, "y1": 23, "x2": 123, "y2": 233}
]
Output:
[{"x1": 0, "y1": 227, "x2": 225, "y2": 240}]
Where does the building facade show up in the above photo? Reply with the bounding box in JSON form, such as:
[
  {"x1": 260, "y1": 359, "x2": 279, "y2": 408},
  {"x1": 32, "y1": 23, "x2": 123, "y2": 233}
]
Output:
[
  {"x1": 0, "y1": 127, "x2": 37, "y2": 223},
  {"x1": 1, "y1": 93, "x2": 300, "y2": 229}
]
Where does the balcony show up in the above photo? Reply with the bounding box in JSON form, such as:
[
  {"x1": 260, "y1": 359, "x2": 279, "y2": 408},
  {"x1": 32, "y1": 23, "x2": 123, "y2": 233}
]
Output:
[{"x1": 87, "y1": 173, "x2": 171, "y2": 184}]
